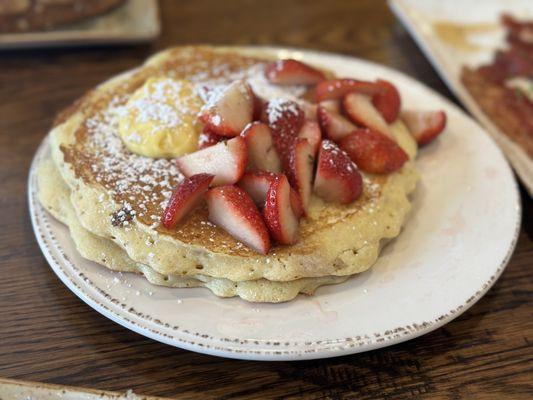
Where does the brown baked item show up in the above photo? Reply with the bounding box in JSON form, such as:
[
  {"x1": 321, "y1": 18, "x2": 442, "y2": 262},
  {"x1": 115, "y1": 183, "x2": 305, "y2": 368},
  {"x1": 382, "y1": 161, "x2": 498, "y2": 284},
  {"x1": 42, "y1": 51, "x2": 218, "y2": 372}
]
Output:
[
  {"x1": 461, "y1": 14, "x2": 533, "y2": 158},
  {"x1": 0, "y1": 0, "x2": 125, "y2": 33}
]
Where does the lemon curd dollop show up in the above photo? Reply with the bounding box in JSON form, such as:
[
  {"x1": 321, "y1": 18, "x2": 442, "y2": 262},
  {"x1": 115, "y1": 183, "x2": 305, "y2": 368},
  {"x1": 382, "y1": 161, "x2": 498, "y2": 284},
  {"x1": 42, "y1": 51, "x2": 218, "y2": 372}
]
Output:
[{"x1": 118, "y1": 77, "x2": 204, "y2": 158}]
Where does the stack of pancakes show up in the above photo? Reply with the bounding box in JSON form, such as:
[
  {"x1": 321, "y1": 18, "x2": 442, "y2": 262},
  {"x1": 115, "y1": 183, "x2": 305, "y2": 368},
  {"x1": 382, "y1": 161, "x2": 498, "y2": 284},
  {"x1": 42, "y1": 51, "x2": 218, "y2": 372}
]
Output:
[{"x1": 37, "y1": 46, "x2": 419, "y2": 302}]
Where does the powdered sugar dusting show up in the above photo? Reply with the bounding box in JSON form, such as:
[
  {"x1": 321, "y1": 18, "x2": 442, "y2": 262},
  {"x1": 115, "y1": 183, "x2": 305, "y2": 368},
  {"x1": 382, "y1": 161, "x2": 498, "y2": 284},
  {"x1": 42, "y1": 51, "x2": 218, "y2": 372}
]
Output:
[{"x1": 84, "y1": 94, "x2": 184, "y2": 225}]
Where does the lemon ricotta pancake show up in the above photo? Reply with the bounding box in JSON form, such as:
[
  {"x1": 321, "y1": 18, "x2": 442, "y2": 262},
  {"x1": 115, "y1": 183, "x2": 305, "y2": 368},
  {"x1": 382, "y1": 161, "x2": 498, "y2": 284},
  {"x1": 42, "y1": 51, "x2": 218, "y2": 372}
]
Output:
[
  {"x1": 38, "y1": 157, "x2": 348, "y2": 303},
  {"x1": 37, "y1": 46, "x2": 447, "y2": 302}
]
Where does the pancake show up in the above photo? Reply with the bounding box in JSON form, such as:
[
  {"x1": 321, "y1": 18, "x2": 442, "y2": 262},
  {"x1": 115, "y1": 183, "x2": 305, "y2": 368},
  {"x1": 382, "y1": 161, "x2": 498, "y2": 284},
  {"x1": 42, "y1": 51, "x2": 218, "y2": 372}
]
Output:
[
  {"x1": 38, "y1": 155, "x2": 348, "y2": 303},
  {"x1": 48, "y1": 46, "x2": 419, "y2": 284}
]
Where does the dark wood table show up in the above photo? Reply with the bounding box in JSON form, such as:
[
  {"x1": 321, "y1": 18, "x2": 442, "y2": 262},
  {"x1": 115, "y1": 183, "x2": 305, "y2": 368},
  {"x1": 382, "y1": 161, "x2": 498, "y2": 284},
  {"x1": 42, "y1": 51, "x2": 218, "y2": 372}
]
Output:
[{"x1": 1, "y1": 1, "x2": 531, "y2": 399}]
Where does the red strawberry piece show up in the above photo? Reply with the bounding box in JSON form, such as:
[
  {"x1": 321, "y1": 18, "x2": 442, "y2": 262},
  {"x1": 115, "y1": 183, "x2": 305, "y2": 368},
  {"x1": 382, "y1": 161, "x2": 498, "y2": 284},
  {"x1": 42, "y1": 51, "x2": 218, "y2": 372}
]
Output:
[
  {"x1": 265, "y1": 59, "x2": 326, "y2": 86},
  {"x1": 300, "y1": 101, "x2": 318, "y2": 120},
  {"x1": 285, "y1": 138, "x2": 315, "y2": 212},
  {"x1": 161, "y1": 174, "x2": 214, "y2": 229},
  {"x1": 238, "y1": 171, "x2": 278, "y2": 205},
  {"x1": 263, "y1": 174, "x2": 300, "y2": 245},
  {"x1": 238, "y1": 171, "x2": 304, "y2": 218},
  {"x1": 198, "y1": 129, "x2": 224, "y2": 149},
  {"x1": 298, "y1": 120, "x2": 322, "y2": 155},
  {"x1": 317, "y1": 105, "x2": 357, "y2": 142},
  {"x1": 206, "y1": 186, "x2": 270, "y2": 254},
  {"x1": 252, "y1": 93, "x2": 265, "y2": 121},
  {"x1": 372, "y1": 79, "x2": 401, "y2": 123},
  {"x1": 339, "y1": 128, "x2": 409, "y2": 174},
  {"x1": 241, "y1": 122, "x2": 282, "y2": 173},
  {"x1": 198, "y1": 81, "x2": 253, "y2": 137},
  {"x1": 343, "y1": 92, "x2": 393, "y2": 138},
  {"x1": 289, "y1": 189, "x2": 305, "y2": 218},
  {"x1": 314, "y1": 79, "x2": 384, "y2": 102},
  {"x1": 401, "y1": 110, "x2": 447, "y2": 146},
  {"x1": 263, "y1": 99, "x2": 305, "y2": 163},
  {"x1": 314, "y1": 140, "x2": 362, "y2": 204},
  {"x1": 319, "y1": 99, "x2": 341, "y2": 113},
  {"x1": 176, "y1": 136, "x2": 248, "y2": 186}
]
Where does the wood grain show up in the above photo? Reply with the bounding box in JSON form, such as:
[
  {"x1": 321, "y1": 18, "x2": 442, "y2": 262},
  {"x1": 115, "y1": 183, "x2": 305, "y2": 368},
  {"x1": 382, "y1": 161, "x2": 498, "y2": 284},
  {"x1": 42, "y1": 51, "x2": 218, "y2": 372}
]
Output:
[{"x1": 0, "y1": 0, "x2": 531, "y2": 399}]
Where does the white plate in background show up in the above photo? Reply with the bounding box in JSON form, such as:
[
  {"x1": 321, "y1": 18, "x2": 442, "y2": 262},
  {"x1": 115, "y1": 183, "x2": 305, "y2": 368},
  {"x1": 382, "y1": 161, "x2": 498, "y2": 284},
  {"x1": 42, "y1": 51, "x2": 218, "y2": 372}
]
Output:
[
  {"x1": 29, "y1": 47, "x2": 521, "y2": 360},
  {"x1": 389, "y1": 0, "x2": 533, "y2": 195},
  {"x1": 0, "y1": 0, "x2": 159, "y2": 49}
]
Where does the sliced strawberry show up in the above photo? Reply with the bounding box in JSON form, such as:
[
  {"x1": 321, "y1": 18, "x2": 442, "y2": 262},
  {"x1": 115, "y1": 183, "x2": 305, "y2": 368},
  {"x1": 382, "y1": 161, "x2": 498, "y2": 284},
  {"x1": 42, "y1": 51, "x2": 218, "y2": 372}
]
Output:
[
  {"x1": 252, "y1": 93, "x2": 265, "y2": 121},
  {"x1": 265, "y1": 59, "x2": 326, "y2": 86},
  {"x1": 372, "y1": 79, "x2": 401, "y2": 123},
  {"x1": 161, "y1": 174, "x2": 214, "y2": 229},
  {"x1": 317, "y1": 105, "x2": 357, "y2": 142},
  {"x1": 300, "y1": 101, "x2": 317, "y2": 120},
  {"x1": 286, "y1": 138, "x2": 315, "y2": 212},
  {"x1": 401, "y1": 110, "x2": 447, "y2": 146},
  {"x1": 206, "y1": 186, "x2": 270, "y2": 254},
  {"x1": 263, "y1": 174, "x2": 300, "y2": 245},
  {"x1": 298, "y1": 120, "x2": 322, "y2": 155},
  {"x1": 319, "y1": 99, "x2": 341, "y2": 113},
  {"x1": 238, "y1": 171, "x2": 277, "y2": 205},
  {"x1": 263, "y1": 99, "x2": 305, "y2": 163},
  {"x1": 315, "y1": 79, "x2": 384, "y2": 102},
  {"x1": 238, "y1": 171, "x2": 304, "y2": 218},
  {"x1": 198, "y1": 81, "x2": 253, "y2": 137},
  {"x1": 339, "y1": 128, "x2": 409, "y2": 174},
  {"x1": 198, "y1": 129, "x2": 224, "y2": 149},
  {"x1": 314, "y1": 140, "x2": 362, "y2": 204},
  {"x1": 241, "y1": 122, "x2": 282, "y2": 173},
  {"x1": 289, "y1": 189, "x2": 304, "y2": 218},
  {"x1": 176, "y1": 136, "x2": 247, "y2": 186},
  {"x1": 343, "y1": 92, "x2": 393, "y2": 138}
]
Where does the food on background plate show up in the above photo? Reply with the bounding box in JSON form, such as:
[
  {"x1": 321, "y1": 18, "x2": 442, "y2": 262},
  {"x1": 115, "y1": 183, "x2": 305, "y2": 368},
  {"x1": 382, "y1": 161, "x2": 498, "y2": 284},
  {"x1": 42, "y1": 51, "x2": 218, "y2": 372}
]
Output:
[
  {"x1": 462, "y1": 14, "x2": 533, "y2": 158},
  {"x1": 38, "y1": 46, "x2": 446, "y2": 302},
  {"x1": 0, "y1": 0, "x2": 125, "y2": 33}
]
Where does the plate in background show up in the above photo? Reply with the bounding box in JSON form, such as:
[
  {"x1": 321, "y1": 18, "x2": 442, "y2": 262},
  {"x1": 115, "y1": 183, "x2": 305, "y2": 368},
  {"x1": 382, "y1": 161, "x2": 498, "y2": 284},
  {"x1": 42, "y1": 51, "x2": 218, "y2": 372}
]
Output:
[
  {"x1": 389, "y1": 0, "x2": 533, "y2": 195},
  {"x1": 0, "y1": 0, "x2": 159, "y2": 49},
  {"x1": 29, "y1": 47, "x2": 521, "y2": 361}
]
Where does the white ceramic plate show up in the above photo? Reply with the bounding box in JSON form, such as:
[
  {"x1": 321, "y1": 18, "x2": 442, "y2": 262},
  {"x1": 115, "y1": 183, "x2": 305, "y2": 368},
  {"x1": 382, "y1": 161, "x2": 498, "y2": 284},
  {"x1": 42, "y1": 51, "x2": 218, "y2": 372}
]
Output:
[
  {"x1": 0, "y1": 0, "x2": 159, "y2": 50},
  {"x1": 29, "y1": 47, "x2": 521, "y2": 361},
  {"x1": 389, "y1": 0, "x2": 533, "y2": 195}
]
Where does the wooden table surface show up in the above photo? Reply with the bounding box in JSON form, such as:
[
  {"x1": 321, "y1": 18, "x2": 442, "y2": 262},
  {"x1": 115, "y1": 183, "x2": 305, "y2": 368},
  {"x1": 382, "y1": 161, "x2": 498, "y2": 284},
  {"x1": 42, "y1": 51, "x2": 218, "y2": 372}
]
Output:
[{"x1": 0, "y1": 1, "x2": 532, "y2": 399}]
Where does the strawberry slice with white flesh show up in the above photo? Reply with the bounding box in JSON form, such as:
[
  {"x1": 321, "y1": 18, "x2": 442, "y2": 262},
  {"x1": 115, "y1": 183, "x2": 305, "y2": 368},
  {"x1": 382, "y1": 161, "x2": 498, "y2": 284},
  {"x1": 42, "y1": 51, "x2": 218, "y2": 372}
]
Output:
[
  {"x1": 343, "y1": 92, "x2": 393, "y2": 138},
  {"x1": 206, "y1": 186, "x2": 271, "y2": 254},
  {"x1": 238, "y1": 171, "x2": 277, "y2": 205},
  {"x1": 238, "y1": 171, "x2": 305, "y2": 218},
  {"x1": 289, "y1": 190, "x2": 304, "y2": 218},
  {"x1": 241, "y1": 122, "x2": 282, "y2": 173},
  {"x1": 161, "y1": 174, "x2": 214, "y2": 229},
  {"x1": 315, "y1": 79, "x2": 384, "y2": 102},
  {"x1": 265, "y1": 59, "x2": 326, "y2": 86},
  {"x1": 263, "y1": 174, "x2": 300, "y2": 245},
  {"x1": 401, "y1": 110, "x2": 447, "y2": 146},
  {"x1": 263, "y1": 99, "x2": 305, "y2": 164},
  {"x1": 299, "y1": 101, "x2": 318, "y2": 120},
  {"x1": 176, "y1": 136, "x2": 247, "y2": 186},
  {"x1": 198, "y1": 129, "x2": 224, "y2": 149},
  {"x1": 198, "y1": 81, "x2": 254, "y2": 137},
  {"x1": 317, "y1": 105, "x2": 357, "y2": 142},
  {"x1": 285, "y1": 138, "x2": 315, "y2": 213},
  {"x1": 252, "y1": 93, "x2": 265, "y2": 121},
  {"x1": 314, "y1": 140, "x2": 362, "y2": 204},
  {"x1": 298, "y1": 120, "x2": 322, "y2": 155},
  {"x1": 319, "y1": 99, "x2": 341, "y2": 113}
]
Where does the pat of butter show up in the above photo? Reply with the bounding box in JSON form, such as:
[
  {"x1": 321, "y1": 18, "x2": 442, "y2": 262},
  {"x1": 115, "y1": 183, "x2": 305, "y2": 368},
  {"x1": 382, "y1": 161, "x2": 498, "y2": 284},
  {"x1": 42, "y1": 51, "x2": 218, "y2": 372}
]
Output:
[{"x1": 119, "y1": 77, "x2": 204, "y2": 158}]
